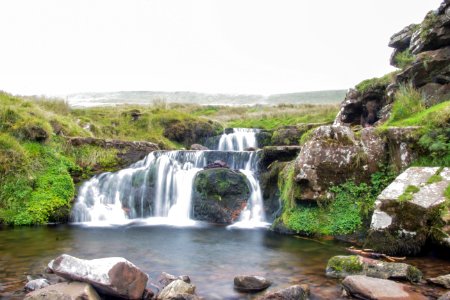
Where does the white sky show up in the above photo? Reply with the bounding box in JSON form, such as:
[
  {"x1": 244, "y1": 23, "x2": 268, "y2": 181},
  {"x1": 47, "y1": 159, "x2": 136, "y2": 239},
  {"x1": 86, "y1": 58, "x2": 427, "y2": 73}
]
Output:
[{"x1": 0, "y1": 0, "x2": 443, "y2": 96}]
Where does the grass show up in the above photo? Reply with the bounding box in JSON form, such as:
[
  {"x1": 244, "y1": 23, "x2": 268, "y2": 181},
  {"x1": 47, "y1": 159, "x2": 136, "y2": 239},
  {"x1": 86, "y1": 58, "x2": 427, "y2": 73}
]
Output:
[
  {"x1": 355, "y1": 71, "x2": 398, "y2": 93},
  {"x1": 394, "y1": 49, "x2": 415, "y2": 69}
]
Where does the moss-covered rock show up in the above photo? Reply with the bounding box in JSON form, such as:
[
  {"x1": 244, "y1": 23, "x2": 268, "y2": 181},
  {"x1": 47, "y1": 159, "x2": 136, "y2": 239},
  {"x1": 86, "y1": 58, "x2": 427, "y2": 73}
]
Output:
[
  {"x1": 163, "y1": 119, "x2": 222, "y2": 148},
  {"x1": 192, "y1": 168, "x2": 250, "y2": 224}
]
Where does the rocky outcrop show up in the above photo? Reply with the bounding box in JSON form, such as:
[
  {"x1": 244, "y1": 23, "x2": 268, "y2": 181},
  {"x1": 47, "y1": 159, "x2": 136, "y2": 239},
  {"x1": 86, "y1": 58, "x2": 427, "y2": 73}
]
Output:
[
  {"x1": 25, "y1": 282, "x2": 101, "y2": 300},
  {"x1": 341, "y1": 275, "x2": 427, "y2": 300},
  {"x1": 233, "y1": 275, "x2": 271, "y2": 292},
  {"x1": 366, "y1": 167, "x2": 450, "y2": 255},
  {"x1": 192, "y1": 168, "x2": 250, "y2": 223},
  {"x1": 163, "y1": 119, "x2": 222, "y2": 148},
  {"x1": 428, "y1": 274, "x2": 450, "y2": 289},
  {"x1": 257, "y1": 285, "x2": 309, "y2": 300},
  {"x1": 271, "y1": 123, "x2": 328, "y2": 146},
  {"x1": 258, "y1": 146, "x2": 302, "y2": 169},
  {"x1": 326, "y1": 255, "x2": 422, "y2": 283},
  {"x1": 48, "y1": 254, "x2": 148, "y2": 299},
  {"x1": 157, "y1": 280, "x2": 198, "y2": 300}
]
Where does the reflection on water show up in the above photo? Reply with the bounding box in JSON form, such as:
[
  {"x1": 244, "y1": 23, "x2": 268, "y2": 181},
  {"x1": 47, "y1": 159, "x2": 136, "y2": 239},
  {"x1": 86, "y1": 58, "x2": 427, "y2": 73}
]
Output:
[{"x1": 1, "y1": 225, "x2": 449, "y2": 299}]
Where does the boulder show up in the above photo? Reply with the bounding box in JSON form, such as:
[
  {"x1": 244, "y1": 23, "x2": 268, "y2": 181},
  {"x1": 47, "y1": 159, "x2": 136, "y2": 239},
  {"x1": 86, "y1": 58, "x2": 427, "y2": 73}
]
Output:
[
  {"x1": 271, "y1": 124, "x2": 326, "y2": 146},
  {"x1": 204, "y1": 160, "x2": 229, "y2": 169},
  {"x1": 48, "y1": 254, "x2": 148, "y2": 299},
  {"x1": 428, "y1": 274, "x2": 450, "y2": 289},
  {"x1": 255, "y1": 130, "x2": 273, "y2": 148},
  {"x1": 409, "y1": 10, "x2": 450, "y2": 55},
  {"x1": 192, "y1": 168, "x2": 250, "y2": 224},
  {"x1": 234, "y1": 275, "x2": 271, "y2": 292},
  {"x1": 157, "y1": 279, "x2": 198, "y2": 300},
  {"x1": 326, "y1": 255, "x2": 422, "y2": 283},
  {"x1": 342, "y1": 275, "x2": 427, "y2": 300},
  {"x1": 158, "y1": 272, "x2": 191, "y2": 288},
  {"x1": 190, "y1": 144, "x2": 209, "y2": 151},
  {"x1": 257, "y1": 284, "x2": 309, "y2": 300},
  {"x1": 366, "y1": 167, "x2": 450, "y2": 255},
  {"x1": 25, "y1": 278, "x2": 51, "y2": 292},
  {"x1": 384, "y1": 127, "x2": 421, "y2": 172},
  {"x1": 389, "y1": 24, "x2": 418, "y2": 51},
  {"x1": 162, "y1": 119, "x2": 223, "y2": 148},
  {"x1": 258, "y1": 146, "x2": 302, "y2": 169},
  {"x1": 439, "y1": 292, "x2": 450, "y2": 300},
  {"x1": 25, "y1": 282, "x2": 101, "y2": 300}
]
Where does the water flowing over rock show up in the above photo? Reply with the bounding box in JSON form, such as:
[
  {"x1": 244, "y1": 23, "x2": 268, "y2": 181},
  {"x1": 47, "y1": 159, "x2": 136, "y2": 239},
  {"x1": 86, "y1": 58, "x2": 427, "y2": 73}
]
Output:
[
  {"x1": 217, "y1": 128, "x2": 259, "y2": 151},
  {"x1": 234, "y1": 275, "x2": 271, "y2": 292},
  {"x1": 48, "y1": 254, "x2": 148, "y2": 299},
  {"x1": 366, "y1": 167, "x2": 450, "y2": 255},
  {"x1": 342, "y1": 275, "x2": 427, "y2": 300},
  {"x1": 25, "y1": 282, "x2": 101, "y2": 300},
  {"x1": 71, "y1": 128, "x2": 268, "y2": 228}
]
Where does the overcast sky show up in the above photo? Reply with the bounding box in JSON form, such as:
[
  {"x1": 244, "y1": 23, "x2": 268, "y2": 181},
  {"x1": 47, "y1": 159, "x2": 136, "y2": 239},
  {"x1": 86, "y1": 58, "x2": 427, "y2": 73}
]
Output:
[{"x1": 0, "y1": 0, "x2": 443, "y2": 96}]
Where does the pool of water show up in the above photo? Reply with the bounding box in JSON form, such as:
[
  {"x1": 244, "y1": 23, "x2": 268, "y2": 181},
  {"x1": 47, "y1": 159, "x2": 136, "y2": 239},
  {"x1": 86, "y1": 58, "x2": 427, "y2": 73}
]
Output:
[{"x1": 1, "y1": 223, "x2": 449, "y2": 299}]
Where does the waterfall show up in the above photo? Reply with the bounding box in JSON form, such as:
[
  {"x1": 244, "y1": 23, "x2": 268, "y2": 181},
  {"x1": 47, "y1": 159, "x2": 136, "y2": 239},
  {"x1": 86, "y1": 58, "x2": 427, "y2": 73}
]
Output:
[
  {"x1": 217, "y1": 128, "x2": 259, "y2": 151},
  {"x1": 71, "y1": 128, "x2": 268, "y2": 228}
]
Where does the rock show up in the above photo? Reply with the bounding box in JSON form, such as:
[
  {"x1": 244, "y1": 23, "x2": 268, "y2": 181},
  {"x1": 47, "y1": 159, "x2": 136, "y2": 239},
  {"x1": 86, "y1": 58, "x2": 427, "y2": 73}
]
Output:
[
  {"x1": 342, "y1": 275, "x2": 427, "y2": 300},
  {"x1": 142, "y1": 288, "x2": 155, "y2": 300},
  {"x1": 410, "y1": 10, "x2": 450, "y2": 55},
  {"x1": 158, "y1": 272, "x2": 191, "y2": 288},
  {"x1": 48, "y1": 254, "x2": 148, "y2": 299},
  {"x1": 163, "y1": 119, "x2": 223, "y2": 148},
  {"x1": 25, "y1": 279, "x2": 51, "y2": 291},
  {"x1": 258, "y1": 146, "x2": 302, "y2": 169},
  {"x1": 271, "y1": 124, "x2": 326, "y2": 146},
  {"x1": 234, "y1": 275, "x2": 271, "y2": 292},
  {"x1": 192, "y1": 168, "x2": 250, "y2": 223},
  {"x1": 190, "y1": 144, "x2": 209, "y2": 151},
  {"x1": 428, "y1": 274, "x2": 450, "y2": 289},
  {"x1": 257, "y1": 284, "x2": 309, "y2": 300},
  {"x1": 389, "y1": 24, "x2": 418, "y2": 51},
  {"x1": 366, "y1": 167, "x2": 450, "y2": 255},
  {"x1": 326, "y1": 255, "x2": 422, "y2": 283},
  {"x1": 384, "y1": 127, "x2": 421, "y2": 172},
  {"x1": 439, "y1": 291, "x2": 450, "y2": 300},
  {"x1": 157, "y1": 279, "x2": 198, "y2": 300},
  {"x1": 204, "y1": 160, "x2": 229, "y2": 169},
  {"x1": 255, "y1": 130, "x2": 273, "y2": 148},
  {"x1": 25, "y1": 282, "x2": 101, "y2": 300},
  {"x1": 293, "y1": 126, "x2": 384, "y2": 200}
]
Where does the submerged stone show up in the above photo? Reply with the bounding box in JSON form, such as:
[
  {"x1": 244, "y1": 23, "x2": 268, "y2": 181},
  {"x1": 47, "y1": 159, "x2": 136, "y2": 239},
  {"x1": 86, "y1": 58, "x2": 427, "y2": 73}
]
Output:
[
  {"x1": 234, "y1": 275, "x2": 271, "y2": 292},
  {"x1": 257, "y1": 284, "x2": 309, "y2": 300},
  {"x1": 25, "y1": 282, "x2": 100, "y2": 300}
]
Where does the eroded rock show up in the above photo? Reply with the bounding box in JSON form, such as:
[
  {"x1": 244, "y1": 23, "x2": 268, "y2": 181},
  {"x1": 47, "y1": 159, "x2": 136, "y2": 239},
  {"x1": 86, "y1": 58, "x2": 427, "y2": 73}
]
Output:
[
  {"x1": 48, "y1": 254, "x2": 148, "y2": 299},
  {"x1": 25, "y1": 282, "x2": 101, "y2": 300}
]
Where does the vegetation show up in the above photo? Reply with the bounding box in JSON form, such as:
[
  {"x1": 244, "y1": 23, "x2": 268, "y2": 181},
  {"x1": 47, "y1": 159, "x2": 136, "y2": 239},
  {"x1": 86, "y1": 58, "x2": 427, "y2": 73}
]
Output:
[
  {"x1": 277, "y1": 163, "x2": 396, "y2": 236},
  {"x1": 327, "y1": 256, "x2": 363, "y2": 274},
  {"x1": 355, "y1": 72, "x2": 398, "y2": 93},
  {"x1": 394, "y1": 49, "x2": 415, "y2": 69}
]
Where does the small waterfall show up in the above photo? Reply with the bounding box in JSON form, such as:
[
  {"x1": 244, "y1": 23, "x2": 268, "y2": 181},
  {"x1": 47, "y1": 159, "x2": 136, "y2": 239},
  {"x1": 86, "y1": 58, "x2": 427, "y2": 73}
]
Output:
[
  {"x1": 217, "y1": 128, "x2": 259, "y2": 151},
  {"x1": 71, "y1": 128, "x2": 268, "y2": 228}
]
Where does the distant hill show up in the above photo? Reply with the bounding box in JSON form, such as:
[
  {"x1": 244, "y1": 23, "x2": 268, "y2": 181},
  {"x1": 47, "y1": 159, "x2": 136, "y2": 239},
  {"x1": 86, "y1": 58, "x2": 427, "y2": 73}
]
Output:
[{"x1": 66, "y1": 90, "x2": 346, "y2": 107}]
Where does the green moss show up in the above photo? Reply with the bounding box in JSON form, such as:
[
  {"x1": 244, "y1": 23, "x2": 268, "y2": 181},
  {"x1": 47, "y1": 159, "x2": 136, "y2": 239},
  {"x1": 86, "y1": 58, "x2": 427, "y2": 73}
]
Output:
[
  {"x1": 445, "y1": 184, "x2": 450, "y2": 200},
  {"x1": 399, "y1": 185, "x2": 420, "y2": 202},
  {"x1": 420, "y1": 11, "x2": 438, "y2": 40},
  {"x1": 427, "y1": 174, "x2": 443, "y2": 184},
  {"x1": 327, "y1": 256, "x2": 363, "y2": 273},
  {"x1": 299, "y1": 128, "x2": 315, "y2": 145},
  {"x1": 355, "y1": 72, "x2": 397, "y2": 93},
  {"x1": 406, "y1": 266, "x2": 423, "y2": 283}
]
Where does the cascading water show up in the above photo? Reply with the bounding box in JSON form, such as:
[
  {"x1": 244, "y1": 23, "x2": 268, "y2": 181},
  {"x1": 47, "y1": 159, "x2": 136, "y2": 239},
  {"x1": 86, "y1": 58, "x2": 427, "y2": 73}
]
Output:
[
  {"x1": 71, "y1": 128, "x2": 268, "y2": 228},
  {"x1": 217, "y1": 128, "x2": 259, "y2": 151}
]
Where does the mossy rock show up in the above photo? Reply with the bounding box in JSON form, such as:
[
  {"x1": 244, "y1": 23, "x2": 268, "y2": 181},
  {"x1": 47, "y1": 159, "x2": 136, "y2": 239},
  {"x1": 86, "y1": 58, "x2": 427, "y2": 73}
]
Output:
[
  {"x1": 326, "y1": 256, "x2": 364, "y2": 278},
  {"x1": 192, "y1": 168, "x2": 250, "y2": 224}
]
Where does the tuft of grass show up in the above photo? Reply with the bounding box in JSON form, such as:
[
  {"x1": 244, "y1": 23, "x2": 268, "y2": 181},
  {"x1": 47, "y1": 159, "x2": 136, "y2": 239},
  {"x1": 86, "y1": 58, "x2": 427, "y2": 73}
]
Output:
[
  {"x1": 394, "y1": 49, "x2": 415, "y2": 69},
  {"x1": 388, "y1": 85, "x2": 425, "y2": 123},
  {"x1": 399, "y1": 185, "x2": 420, "y2": 202}
]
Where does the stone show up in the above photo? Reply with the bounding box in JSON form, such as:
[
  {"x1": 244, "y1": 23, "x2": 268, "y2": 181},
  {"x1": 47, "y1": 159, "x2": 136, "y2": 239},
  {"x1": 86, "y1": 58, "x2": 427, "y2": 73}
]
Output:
[
  {"x1": 25, "y1": 282, "x2": 101, "y2": 300},
  {"x1": 48, "y1": 254, "x2": 148, "y2": 299},
  {"x1": 410, "y1": 10, "x2": 450, "y2": 55},
  {"x1": 190, "y1": 144, "x2": 209, "y2": 151},
  {"x1": 366, "y1": 167, "x2": 450, "y2": 255},
  {"x1": 428, "y1": 274, "x2": 450, "y2": 289},
  {"x1": 192, "y1": 168, "x2": 250, "y2": 224},
  {"x1": 234, "y1": 275, "x2": 271, "y2": 292},
  {"x1": 389, "y1": 24, "x2": 417, "y2": 51},
  {"x1": 384, "y1": 127, "x2": 421, "y2": 172},
  {"x1": 257, "y1": 284, "x2": 309, "y2": 300},
  {"x1": 25, "y1": 279, "x2": 51, "y2": 292},
  {"x1": 439, "y1": 291, "x2": 450, "y2": 300},
  {"x1": 157, "y1": 279, "x2": 198, "y2": 300},
  {"x1": 271, "y1": 124, "x2": 327, "y2": 146},
  {"x1": 255, "y1": 131, "x2": 273, "y2": 148},
  {"x1": 204, "y1": 160, "x2": 229, "y2": 169},
  {"x1": 158, "y1": 272, "x2": 191, "y2": 288},
  {"x1": 163, "y1": 119, "x2": 223, "y2": 148},
  {"x1": 342, "y1": 275, "x2": 427, "y2": 300},
  {"x1": 258, "y1": 146, "x2": 302, "y2": 169}
]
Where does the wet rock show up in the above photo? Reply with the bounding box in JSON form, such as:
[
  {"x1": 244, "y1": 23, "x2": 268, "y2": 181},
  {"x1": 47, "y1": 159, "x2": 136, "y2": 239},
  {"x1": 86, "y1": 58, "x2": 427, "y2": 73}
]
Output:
[
  {"x1": 190, "y1": 144, "x2": 209, "y2": 151},
  {"x1": 48, "y1": 254, "x2": 148, "y2": 299},
  {"x1": 428, "y1": 274, "x2": 450, "y2": 289},
  {"x1": 342, "y1": 275, "x2": 427, "y2": 300},
  {"x1": 258, "y1": 146, "x2": 302, "y2": 169},
  {"x1": 157, "y1": 279, "x2": 198, "y2": 300},
  {"x1": 158, "y1": 272, "x2": 191, "y2": 288},
  {"x1": 25, "y1": 279, "x2": 51, "y2": 292},
  {"x1": 255, "y1": 130, "x2": 273, "y2": 148},
  {"x1": 204, "y1": 160, "x2": 229, "y2": 169},
  {"x1": 326, "y1": 255, "x2": 422, "y2": 283},
  {"x1": 257, "y1": 284, "x2": 309, "y2": 300},
  {"x1": 234, "y1": 275, "x2": 271, "y2": 292},
  {"x1": 366, "y1": 167, "x2": 450, "y2": 255},
  {"x1": 25, "y1": 282, "x2": 101, "y2": 300},
  {"x1": 192, "y1": 168, "x2": 250, "y2": 224}
]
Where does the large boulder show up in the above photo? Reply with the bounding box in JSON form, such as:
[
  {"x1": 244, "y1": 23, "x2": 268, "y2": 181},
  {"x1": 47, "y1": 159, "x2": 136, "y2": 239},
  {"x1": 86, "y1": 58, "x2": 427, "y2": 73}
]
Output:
[
  {"x1": 48, "y1": 254, "x2": 148, "y2": 299},
  {"x1": 366, "y1": 167, "x2": 450, "y2": 255},
  {"x1": 25, "y1": 282, "x2": 100, "y2": 300},
  {"x1": 163, "y1": 119, "x2": 222, "y2": 148},
  {"x1": 326, "y1": 255, "x2": 422, "y2": 283},
  {"x1": 157, "y1": 279, "x2": 198, "y2": 300},
  {"x1": 234, "y1": 275, "x2": 271, "y2": 292},
  {"x1": 428, "y1": 274, "x2": 450, "y2": 289},
  {"x1": 257, "y1": 285, "x2": 309, "y2": 300},
  {"x1": 389, "y1": 24, "x2": 418, "y2": 51},
  {"x1": 342, "y1": 275, "x2": 427, "y2": 300},
  {"x1": 192, "y1": 168, "x2": 250, "y2": 223},
  {"x1": 293, "y1": 126, "x2": 385, "y2": 201}
]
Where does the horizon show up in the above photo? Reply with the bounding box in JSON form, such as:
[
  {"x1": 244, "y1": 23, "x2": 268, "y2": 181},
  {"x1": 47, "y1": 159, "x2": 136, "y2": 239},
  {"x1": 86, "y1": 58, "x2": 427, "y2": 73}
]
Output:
[{"x1": 0, "y1": 0, "x2": 443, "y2": 97}]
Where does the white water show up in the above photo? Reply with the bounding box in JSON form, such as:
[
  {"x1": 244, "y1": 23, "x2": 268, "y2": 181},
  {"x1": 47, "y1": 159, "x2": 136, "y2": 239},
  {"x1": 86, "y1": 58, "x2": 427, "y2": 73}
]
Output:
[
  {"x1": 71, "y1": 128, "x2": 268, "y2": 228},
  {"x1": 217, "y1": 128, "x2": 259, "y2": 151}
]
